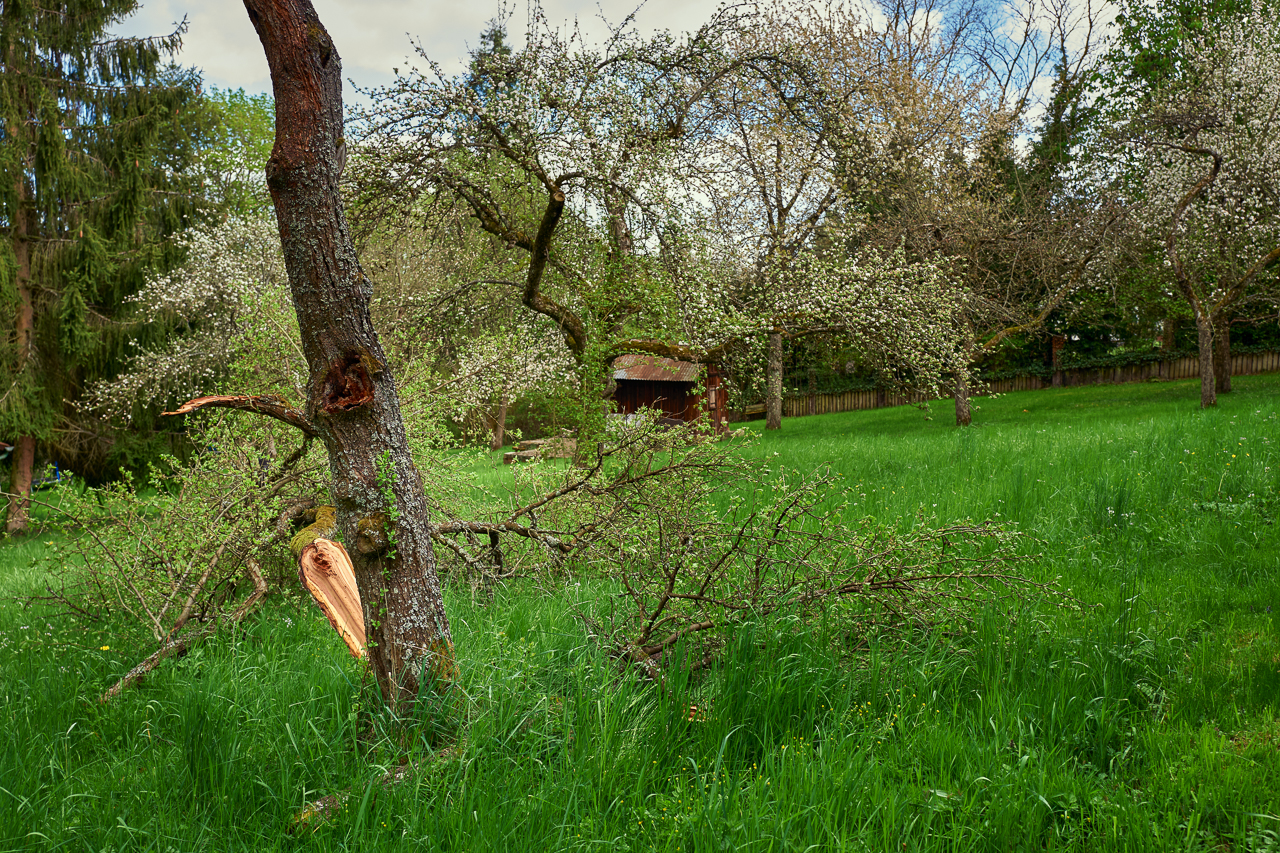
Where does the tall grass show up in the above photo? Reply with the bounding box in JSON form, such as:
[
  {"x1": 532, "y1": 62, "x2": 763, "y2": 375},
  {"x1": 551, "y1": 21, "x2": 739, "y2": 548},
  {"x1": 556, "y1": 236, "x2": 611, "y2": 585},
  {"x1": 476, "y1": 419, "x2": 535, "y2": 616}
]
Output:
[{"x1": 2, "y1": 375, "x2": 1279, "y2": 851}]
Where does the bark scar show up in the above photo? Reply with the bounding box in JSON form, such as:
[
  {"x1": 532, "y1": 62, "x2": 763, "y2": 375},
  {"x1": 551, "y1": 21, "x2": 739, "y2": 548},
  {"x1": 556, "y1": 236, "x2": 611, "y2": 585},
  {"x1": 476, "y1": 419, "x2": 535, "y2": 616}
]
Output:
[{"x1": 321, "y1": 352, "x2": 376, "y2": 413}]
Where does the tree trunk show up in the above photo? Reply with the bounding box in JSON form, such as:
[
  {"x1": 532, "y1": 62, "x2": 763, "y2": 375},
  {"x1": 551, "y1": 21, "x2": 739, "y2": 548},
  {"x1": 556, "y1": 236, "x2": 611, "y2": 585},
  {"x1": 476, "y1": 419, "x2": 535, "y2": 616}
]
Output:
[
  {"x1": 1050, "y1": 334, "x2": 1065, "y2": 387},
  {"x1": 953, "y1": 375, "x2": 972, "y2": 427},
  {"x1": 1212, "y1": 316, "x2": 1231, "y2": 394},
  {"x1": 244, "y1": 0, "x2": 453, "y2": 711},
  {"x1": 5, "y1": 436, "x2": 34, "y2": 535},
  {"x1": 765, "y1": 332, "x2": 782, "y2": 430},
  {"x1": 489, "y1": 395, "x2": 508, "y2": 451},
  {"x1": 1195, "y1": 312, "x2": 1216, "y2": 408},
  {"x1": 1160, "y1": 318, "x2": 1178, "y2": 378},
  {"x1": 606, "y1": 196, "x2": 633, "y2": 259},
  {"x1": 6, "y1": 175, "x2": 34, "y2": 536}
]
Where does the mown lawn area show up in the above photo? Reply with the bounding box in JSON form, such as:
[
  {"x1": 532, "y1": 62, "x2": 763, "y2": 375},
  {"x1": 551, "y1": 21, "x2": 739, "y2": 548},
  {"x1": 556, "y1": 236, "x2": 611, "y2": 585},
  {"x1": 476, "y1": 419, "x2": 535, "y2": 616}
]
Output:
[{"x1": 2, "y1": 375, "x2": 1279, "y2": 852}]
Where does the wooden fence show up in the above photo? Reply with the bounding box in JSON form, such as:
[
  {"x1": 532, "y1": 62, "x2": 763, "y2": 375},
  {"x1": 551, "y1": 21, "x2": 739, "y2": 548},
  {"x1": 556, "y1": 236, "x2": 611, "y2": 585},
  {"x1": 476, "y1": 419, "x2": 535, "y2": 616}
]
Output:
[{"x1": 777, "y1": 351, "x2": 1280, "y2": 419}]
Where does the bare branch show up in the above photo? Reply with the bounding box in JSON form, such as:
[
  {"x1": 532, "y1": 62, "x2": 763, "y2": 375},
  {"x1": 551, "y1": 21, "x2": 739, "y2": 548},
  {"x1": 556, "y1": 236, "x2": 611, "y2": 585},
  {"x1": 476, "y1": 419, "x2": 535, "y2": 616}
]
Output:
[{"x1": 163, "y1": 394, "x2": 319, "y2": 436}]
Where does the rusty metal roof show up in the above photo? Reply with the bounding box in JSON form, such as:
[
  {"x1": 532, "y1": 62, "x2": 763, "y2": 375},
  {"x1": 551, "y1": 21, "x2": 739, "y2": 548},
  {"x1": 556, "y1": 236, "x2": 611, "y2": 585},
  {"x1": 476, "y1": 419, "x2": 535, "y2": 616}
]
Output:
[{"x1": 612, "y1": 354, "x2": 701, "y2": 383}]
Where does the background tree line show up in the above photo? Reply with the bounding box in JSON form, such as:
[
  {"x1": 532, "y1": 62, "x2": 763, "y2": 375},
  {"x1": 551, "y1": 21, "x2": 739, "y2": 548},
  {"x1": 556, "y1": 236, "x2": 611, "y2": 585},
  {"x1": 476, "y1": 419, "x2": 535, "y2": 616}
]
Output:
[{"x1": 3, "y1": 0, "x2": 1280, "y2": 539}]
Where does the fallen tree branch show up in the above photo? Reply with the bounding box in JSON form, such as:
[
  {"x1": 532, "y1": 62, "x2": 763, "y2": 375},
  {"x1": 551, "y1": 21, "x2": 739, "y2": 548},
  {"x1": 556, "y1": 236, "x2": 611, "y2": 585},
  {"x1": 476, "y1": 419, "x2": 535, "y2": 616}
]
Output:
[
  {"x1": 291, "y1": 739, "x2": 467, "y2": 832},
  {"x1": 100, "y1": 558, "x2": 269, "y2": 702}
]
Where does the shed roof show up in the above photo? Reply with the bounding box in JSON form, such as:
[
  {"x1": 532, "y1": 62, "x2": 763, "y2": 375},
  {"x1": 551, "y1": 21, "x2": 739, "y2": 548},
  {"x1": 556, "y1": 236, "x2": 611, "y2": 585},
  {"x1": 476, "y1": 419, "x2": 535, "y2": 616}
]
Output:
[{"x1": 612, "y1": 354, "x2": 701, "y2": 383}]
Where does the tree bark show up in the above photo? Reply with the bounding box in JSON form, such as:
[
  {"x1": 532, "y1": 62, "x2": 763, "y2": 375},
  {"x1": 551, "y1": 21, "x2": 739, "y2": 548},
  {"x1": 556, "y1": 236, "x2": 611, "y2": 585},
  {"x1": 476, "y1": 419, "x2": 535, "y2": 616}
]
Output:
[
  {"x1": 953, "y1": 375, "x2": 972, "y2": 427},
  {"x1": 163, "y1": 394, "x2": 319, "y2": 435},
  {"x1": 1163, "y1": 142, "x2": 1222, "y2": 411},
  {"x1": 244, "y1": 0, "x2": 453, "y2": 710},
  {"x1": 6, "y1": 174, "x2": 34, "y2": 536},
  {"x1": 765, "y1": 332, "x2": 783, "y2": 430},
  {"x1": 606, "y1": 194, "x2": 633, "y2": 259},
  {"x1": 489, "y1": 394, "x2": 508, "y2": 451},
  {"x1": 1195, "y1": 312, "x2": 1216, "y2": 408},
  {"x1": 1212, "y1": 315, "x2": 1231, "y2": 394},
  {"x1": 1160, "y1": 318, "x2": 1178, "y2": 378},
  {"x1": 522, "y1": 189, "x2": 587, "y2": 357},
  {"x1": 5, "y1": 435, "x2": 34, "y2": 535}
]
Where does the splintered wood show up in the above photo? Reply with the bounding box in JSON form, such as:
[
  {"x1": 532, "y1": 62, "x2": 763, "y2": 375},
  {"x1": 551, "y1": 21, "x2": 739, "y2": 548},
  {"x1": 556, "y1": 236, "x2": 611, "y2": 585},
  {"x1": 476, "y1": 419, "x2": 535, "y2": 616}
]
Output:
[{"x1": 298, "y1": 539, "x2": 366, "y2": 658}]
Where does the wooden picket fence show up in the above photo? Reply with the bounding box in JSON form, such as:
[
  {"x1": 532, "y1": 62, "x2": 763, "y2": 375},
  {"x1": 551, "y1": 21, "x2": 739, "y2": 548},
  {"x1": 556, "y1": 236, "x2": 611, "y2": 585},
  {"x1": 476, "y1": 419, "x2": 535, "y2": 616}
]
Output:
[{"x1": 777, "y1": 351, "x2": 1280, "y2": 419}]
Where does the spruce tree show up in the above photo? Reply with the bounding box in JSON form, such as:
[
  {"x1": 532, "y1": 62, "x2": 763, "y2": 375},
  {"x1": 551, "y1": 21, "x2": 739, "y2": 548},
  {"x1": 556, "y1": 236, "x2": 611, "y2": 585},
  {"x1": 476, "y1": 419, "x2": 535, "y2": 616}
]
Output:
[{"x1": 0, "y1": 0, "x2": 205, "y2": 532}]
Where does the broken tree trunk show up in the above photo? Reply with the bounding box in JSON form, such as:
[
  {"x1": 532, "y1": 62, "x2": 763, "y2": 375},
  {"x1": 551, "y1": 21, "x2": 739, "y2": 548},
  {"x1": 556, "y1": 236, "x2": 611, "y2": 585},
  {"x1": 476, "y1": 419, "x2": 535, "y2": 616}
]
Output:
[
  {"x1": 298, "y1": 538, "x2": 366, "y2": 659},
  {"x1": 232, "y1": 0, "x2": 454, "y2": 710}
]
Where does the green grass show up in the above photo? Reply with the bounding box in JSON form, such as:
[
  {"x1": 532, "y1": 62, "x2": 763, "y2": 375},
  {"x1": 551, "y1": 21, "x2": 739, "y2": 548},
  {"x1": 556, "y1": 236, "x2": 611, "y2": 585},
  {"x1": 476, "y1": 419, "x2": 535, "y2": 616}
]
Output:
[{"x1": 3, "y1": 376, "x2": 1280, "y2": 851}]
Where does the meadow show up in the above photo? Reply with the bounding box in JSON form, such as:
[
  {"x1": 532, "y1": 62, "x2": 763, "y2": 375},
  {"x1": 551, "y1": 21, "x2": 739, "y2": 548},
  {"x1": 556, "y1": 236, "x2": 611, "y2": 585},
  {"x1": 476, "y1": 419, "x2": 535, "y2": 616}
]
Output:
[{"x1": 2, "y1": 375, "x2": 1280, "y2": 852}]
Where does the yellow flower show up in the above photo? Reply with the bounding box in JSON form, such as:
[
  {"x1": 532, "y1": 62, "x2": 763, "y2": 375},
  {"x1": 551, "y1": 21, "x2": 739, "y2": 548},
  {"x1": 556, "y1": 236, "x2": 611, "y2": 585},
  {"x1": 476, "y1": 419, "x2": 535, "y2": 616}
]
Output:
[{"x1": 100, "y1": 646, "x2": 110, "y2": 651}]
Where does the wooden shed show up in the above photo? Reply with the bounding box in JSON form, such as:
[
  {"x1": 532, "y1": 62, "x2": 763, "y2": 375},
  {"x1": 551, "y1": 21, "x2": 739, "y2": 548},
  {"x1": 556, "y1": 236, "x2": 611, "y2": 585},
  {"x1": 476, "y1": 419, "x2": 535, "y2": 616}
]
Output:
[{"x1": 610, "y1": 354, "x2": 727, "y2": 433}]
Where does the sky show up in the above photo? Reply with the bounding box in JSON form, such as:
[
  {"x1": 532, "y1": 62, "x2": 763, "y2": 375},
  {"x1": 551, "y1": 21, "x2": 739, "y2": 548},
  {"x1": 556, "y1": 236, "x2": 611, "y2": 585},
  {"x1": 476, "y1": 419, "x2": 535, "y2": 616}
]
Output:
[{"x1": 112, "y1": 0, "x2": 728, "y2": 106}]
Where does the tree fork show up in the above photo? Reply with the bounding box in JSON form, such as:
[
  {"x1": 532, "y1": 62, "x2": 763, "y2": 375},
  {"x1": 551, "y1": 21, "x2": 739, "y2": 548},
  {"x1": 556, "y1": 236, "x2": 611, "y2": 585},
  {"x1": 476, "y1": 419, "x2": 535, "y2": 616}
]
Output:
[
  {"x1": 522, "y1": 188, "x2": 588, "y2": 356},
  {"x1": 241, "y1": 0, "x2": 454, "y2": 710}
]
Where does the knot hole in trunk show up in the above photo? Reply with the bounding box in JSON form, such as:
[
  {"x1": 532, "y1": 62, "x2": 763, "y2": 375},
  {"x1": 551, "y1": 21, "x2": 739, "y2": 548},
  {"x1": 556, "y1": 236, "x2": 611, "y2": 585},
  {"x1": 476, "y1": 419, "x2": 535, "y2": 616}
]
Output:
[{"x1": 321, "y1": 352, "x2": 375, "y2": 413}]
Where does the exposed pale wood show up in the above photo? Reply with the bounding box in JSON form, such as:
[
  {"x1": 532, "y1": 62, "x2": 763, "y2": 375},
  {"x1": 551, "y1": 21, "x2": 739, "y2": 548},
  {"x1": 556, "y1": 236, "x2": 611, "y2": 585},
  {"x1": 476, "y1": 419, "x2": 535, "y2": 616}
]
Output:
[
  {"x1": 164, "y1": 394, "x2": 319, "y2": 436},
  {"x1": 298, "y1": 538, "x2": 366, "y2": 659}
]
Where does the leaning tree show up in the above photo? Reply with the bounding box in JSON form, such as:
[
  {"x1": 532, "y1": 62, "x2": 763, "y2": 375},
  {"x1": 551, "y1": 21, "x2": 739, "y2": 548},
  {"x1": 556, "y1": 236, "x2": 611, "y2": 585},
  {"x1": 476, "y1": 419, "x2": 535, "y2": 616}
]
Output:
[{"x1": 174, "y1": 0, "x2": 456, "y2": 711}]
